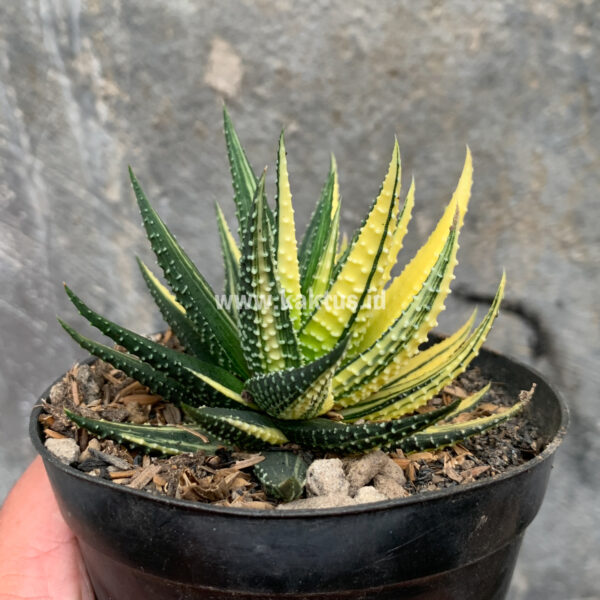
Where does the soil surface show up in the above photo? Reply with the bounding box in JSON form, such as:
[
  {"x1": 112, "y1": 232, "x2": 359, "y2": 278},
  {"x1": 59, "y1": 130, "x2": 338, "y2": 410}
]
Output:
[{"x1": 38, "y1": 333, "x2": 544, "y2": 509}]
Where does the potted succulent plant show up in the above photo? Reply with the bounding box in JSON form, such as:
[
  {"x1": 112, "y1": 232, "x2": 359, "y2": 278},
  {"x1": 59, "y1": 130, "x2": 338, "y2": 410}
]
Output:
[{"x1": 30, "y1": 108, "x2": 567, "y2": 599}]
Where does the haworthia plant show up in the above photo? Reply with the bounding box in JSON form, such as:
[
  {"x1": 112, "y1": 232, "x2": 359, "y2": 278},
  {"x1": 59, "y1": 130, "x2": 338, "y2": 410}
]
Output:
[{"x1": 60, "y1": 108, "x2": 530, "y2": 501}]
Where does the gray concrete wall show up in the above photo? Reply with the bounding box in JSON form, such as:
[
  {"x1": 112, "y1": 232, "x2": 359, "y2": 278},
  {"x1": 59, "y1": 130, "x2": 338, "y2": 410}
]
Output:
[{"x1": 0, "y1": 1, "x2": 598, "y2": 598}]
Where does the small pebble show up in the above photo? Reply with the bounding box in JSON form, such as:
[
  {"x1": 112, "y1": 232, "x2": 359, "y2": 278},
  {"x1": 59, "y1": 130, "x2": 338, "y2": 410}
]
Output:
[
  {"x1": 306, "y1": 459, "x2": 350, "y2": 497},
  {"x1": 45, "y1": 437, "x2": 80, "y2": 465},
  {"x1": 353, "y1": 486, "x2": 387, "y2": 504},
  {"x1": 277, "y1": 494, "x2": 356, "y2": 510},
  {"x1": 345, "y1": 450, "x2": 389, "y2": 494}
]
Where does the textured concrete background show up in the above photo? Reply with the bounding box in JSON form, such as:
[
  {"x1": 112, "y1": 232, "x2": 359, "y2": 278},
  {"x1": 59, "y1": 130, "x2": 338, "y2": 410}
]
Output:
[{"x1": 0, "y1": 1, "x2": 598, "y2": 598}]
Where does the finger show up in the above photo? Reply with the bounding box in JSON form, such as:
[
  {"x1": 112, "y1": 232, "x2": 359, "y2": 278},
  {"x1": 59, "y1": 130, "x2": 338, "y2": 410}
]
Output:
[{"x1": 0, "y1": 456, "x2": 94, "y2": 600}]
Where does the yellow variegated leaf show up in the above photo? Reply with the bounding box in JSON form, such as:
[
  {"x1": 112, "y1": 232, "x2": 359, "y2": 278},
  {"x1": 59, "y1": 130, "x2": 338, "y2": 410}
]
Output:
[
  {"x1": 348, "y1": 177, "x2": 415, "y2": 356},
  {"x1": 308, "y1": 204, "x2": 341, "y2": 301},
  {"x1": 349, "y1": 274, "x2": 505, "y2": 421},
  {"x1": 333, "y1": 224, "x2": 457, "y2": 403},
  {"x1": 275, "y1": 132, "x2": 302, "y2": 328},
  {"x1": 299, "y1": 140, "x2": 401, "y2": 360},
  {"x1": 361, "y1": 148, "x2": 472, "y2": 351},
  {"x1": 215, "y1": 203, "x2": 241, "y2": 262},
  {"x1": 330, "y1": 153, "x2": 340, "y2": 217},
  {"x1": 441, "y1": 383, "x2": 491, "y2": 419},
  {"x1": 336, "y1": 232, "x2": 348, "y2": 263},
  {"x1": 374, "y1": 309, "x2": 477, "y2": 395}
]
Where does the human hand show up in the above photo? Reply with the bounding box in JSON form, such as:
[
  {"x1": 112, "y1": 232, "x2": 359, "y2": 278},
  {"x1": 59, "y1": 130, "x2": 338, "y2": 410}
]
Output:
[{"x1": 0, "y1": 457, "x2": 94, "y2": 600}]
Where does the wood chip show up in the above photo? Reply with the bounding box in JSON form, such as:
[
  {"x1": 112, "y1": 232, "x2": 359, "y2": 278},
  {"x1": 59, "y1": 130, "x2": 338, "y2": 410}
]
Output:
[
  {"x1": 153, "y1": 474, "x2": 167, "y2": 488},
  {"x1": 454, "y1": 444, "x2": 472, "y2": 456},
  {"x1": 39, "y1": 414, "x2": 55, "y2": 427},
  {"x1": 89, "y1": 448, "x2": 132, "y2": 470},
  {"x1": 410, "y1": 451, "x2": 436, "y2": 462},
  {"x1": 104, "y1": 370, "x2": 124, "y2": 385},
  {"x1": 162, "y1": 404, "x2": 182, "y2": 425},
  {"x1": 407, "y1": 462, "x2": 417, "y2": 482},
  {"x1": 443, "y1": 459, "x2": 463, "y2": 483},
  {"x1": 232, "y1": 455, "x2": 265, "y2": 470},
  {"x1": 71, "y1": 379, "x2": 81, "y2": 406},
  {"x1": 115, "y1": 381, "x2": 147, "y2": 400},
  {"x1": 44, "y1": 428, "x2": 67, "y2": 439},
  {"x1": 471, "y1": 465, "x2": 491, "y2": 477},
  {"x1": 128, "y1": 465, "x2": 162, "y2": 489},
  {"x1": 443, "y1": 384, "x2": 468, "y2": 398},
  {"x1": 392, "y1": 457, "x2": 411, "y2": 469},
  {"x1": 121, "y1": 394, "x2": 163, "y2": 405},
  {"x1": 109, "y1": 469, "x2": 139, "y2": 480}
]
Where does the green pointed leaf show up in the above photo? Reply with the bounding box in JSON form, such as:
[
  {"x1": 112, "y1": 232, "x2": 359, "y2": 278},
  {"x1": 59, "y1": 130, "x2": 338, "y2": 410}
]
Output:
[
  {"x1": 215, "y1": 202, "x2": 241, "y2": 320},
  {"x1": 59, "y1": 319, "x2": 197, "y2": 405},
  {"x1": 223, "y1": 105, "x2": 257, "y2": 238},
  {"x1": 128, "y1": 167, "x2": 248, "y2": 377},
  {"x1": 223, "y1": 106, "x2": 276, "y2": 240},
  {"x1": 63, "y1": 285, "x2": 246, "y2": 408},
  {"x1": 182, "y1": 404, "x2": 288, "y2": 450},
  {"x1": 277, "y1": 399, "x2": 459, "y2": 453},
  {"x1": 238, "y1": 173, "x2": 301, "y2": 374},
  {"x1": 253, "y1": 450, "x2": 309, "y2": 502},
  {"x1": 303, "y1": 202, "x2": 341, "y2": 316},
  {"x1": 136, "y1": 258, "x2": 222, "y2": 365},
  {"x1": 299, "y1": 165, "x2": 335, "y2": 301},
  {"x1": 246, "y1": 338, "x2": 347, "y2": 420},
  {"x1": 398, "y1": 387, "x2": 532, "y2": 453},
  {"x1": 66, "y1": 409, "x2": 225, "y2": 455}
]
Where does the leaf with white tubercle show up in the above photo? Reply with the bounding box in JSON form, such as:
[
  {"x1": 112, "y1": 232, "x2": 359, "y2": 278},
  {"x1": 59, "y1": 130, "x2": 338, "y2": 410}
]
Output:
[
  {"x1": 136, "y1": 258, "x2": 224, "y2": 366},
  {"x1": 128, "y1": 168, "x2": 248, "y2": 377},
  {"x1": 299, "y1": 140, "x2": 401, "y2": 361},
  {"x1": 333, "y1": 222, "x2": 457, "y2": 403},
  {"x1": 340, "y1": 161, "x2": 474, "y2": 402},
  {"x1": 245, "y1": 338, "x2": 348, "y2": 420},
  {"x1": 223, "y1": 108, "x2": 276, "y2": 245},
  {"x1": 346, "y1": 178, "x2": 415, "y2": 358},
  {"x1": 441, "y1": 383, "x2": 491, "y2": 420},
  {"x1": 65, "y1": 409, "x2": 226, "y2": 455},
  {"x1": 274, "y1": 132, "x2": 303, "y2": 329},
  {"x1": 398, "y1": 386, "x2": 534, "y2": 453},
  {"x1": 298, "y1": 162, "x2": 337, "y2": 308},
  {"x1": 360, "y1": 148, "x2": 472, "y2": 353},
  {"x1": 215, "y1": 202, "x2": 241, "y2": 321},
  {"x1": 58, "y1": 319, "x2": 199, "y2": 406},
  {"x1": 335, "y1": 231, "x2": 349, "y2": 264},
  {"x1": 306, "y1": 202, "x2": 341, "y2": 305},
  {"x1": 253, "y1": 450, "x2": 310, "y2": 502},
  {"x1": 63, "y1": 284, "x2": 246, "y2": 408},
  {"x1": 301, "y1": 154, "x2": 341, "y2": 306},
  {"x1": 238, "y1": 173, "x2": 301, "y2": 375},
  {"x1": 182, "y1": 404, "x2": 289, "y2": 450},
  {"x1": 277, "y1": 399, "x2": 460, "y2": 453},
  {"x1": 376, "y1": 309, "x2": 477, "y2": 393},
  {"x1": 340, "y1": 274, "x2": 505, "y2": 421},
  {"x1": 223, "y1": 105, "x2": 257, "y2": 238},
  {"x1": 343, "y1": 147, "x2": 402, "y2": 356}
]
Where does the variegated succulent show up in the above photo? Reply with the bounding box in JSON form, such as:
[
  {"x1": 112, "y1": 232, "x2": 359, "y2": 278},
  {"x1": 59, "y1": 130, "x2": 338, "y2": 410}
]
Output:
[{"x1": 60, "y1": 108, "x2": 526, "y2": 501}]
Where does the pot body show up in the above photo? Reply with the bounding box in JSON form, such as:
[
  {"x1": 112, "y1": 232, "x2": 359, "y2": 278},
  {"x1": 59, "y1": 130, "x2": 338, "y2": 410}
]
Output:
[{"x1": 31, "y1": 348, "x2": 567, "y2": 600}]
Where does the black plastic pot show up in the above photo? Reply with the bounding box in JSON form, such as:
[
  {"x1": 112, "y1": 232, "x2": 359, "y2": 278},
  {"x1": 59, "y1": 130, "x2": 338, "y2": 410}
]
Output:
[{"x1": 30, "y1": 346, "x2": 567, "y2": 600}]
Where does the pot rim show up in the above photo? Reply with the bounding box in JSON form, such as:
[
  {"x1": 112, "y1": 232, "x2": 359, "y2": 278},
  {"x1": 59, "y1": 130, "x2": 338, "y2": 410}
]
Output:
[{"x1": 30, "y1": 345, "x2": 568, "y2": 519}]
